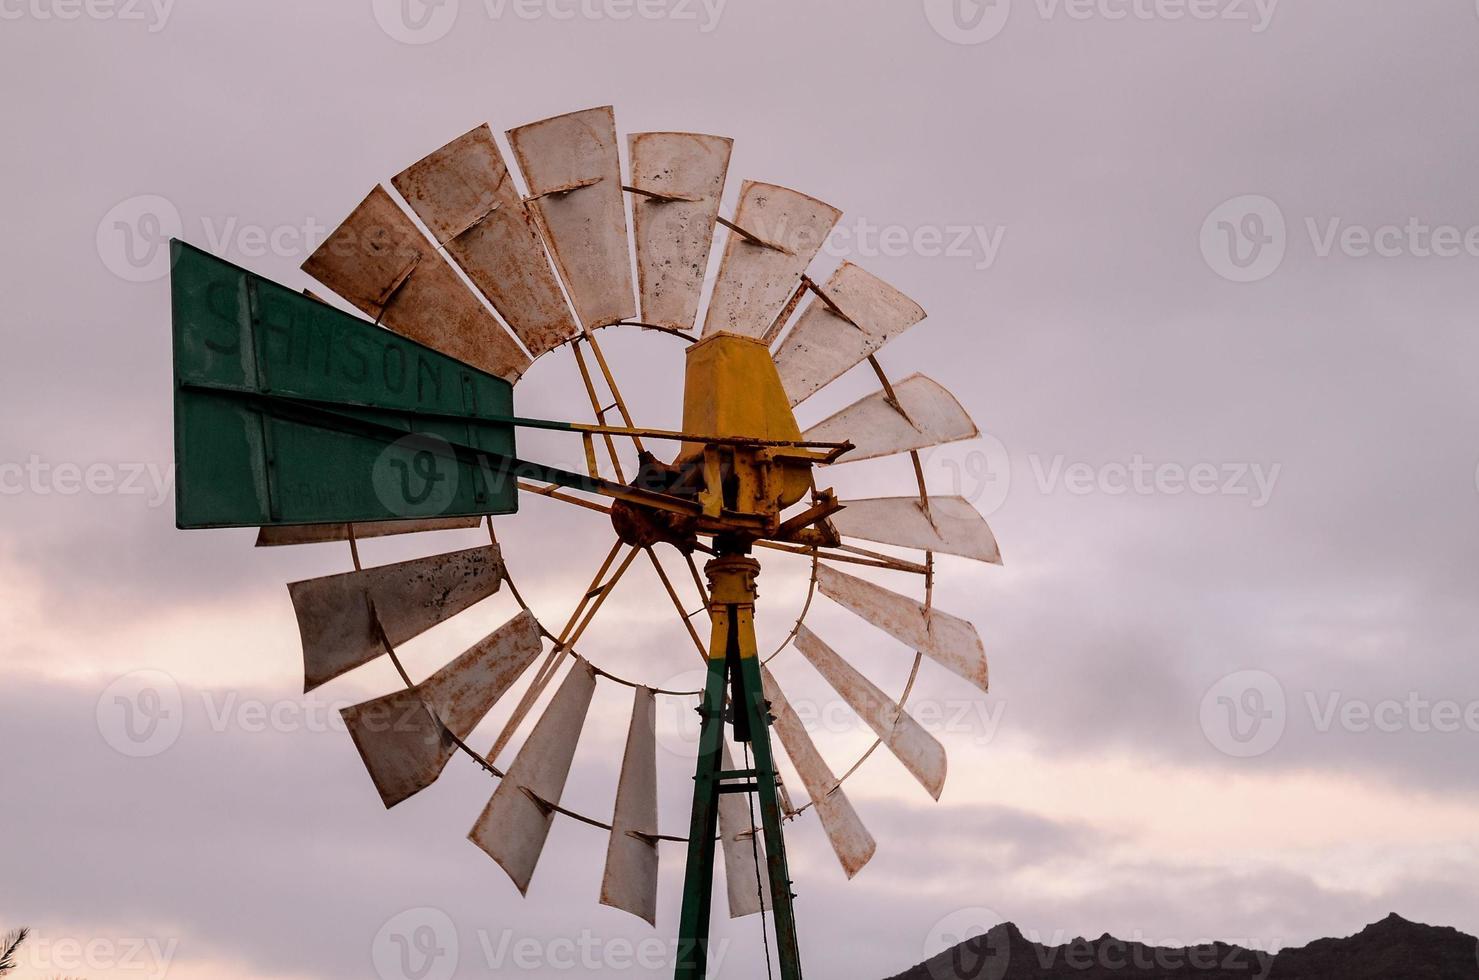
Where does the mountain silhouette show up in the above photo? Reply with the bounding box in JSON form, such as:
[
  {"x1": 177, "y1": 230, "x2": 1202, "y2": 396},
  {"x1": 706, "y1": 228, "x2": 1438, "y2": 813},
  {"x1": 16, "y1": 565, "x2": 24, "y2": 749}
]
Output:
[{"x1": 887, "y1": 913, "x2": 1478, "y2": 979}]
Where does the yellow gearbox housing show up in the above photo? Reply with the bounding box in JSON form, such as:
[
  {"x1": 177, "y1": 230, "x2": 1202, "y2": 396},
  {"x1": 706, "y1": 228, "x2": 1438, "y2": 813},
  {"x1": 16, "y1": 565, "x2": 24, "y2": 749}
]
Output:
[{"x1": 680, "y1": 332, "x2": 812, "y2": 520}]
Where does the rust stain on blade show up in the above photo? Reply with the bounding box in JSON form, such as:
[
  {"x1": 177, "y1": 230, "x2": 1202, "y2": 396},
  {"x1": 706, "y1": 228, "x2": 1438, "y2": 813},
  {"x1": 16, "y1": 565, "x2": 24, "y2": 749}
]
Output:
[
  {"x1": 392, "y1": 125, "x2": 578, "y2": 358},
  {"x1": 719, "y1": 741, "x2": 772, "y2": 918},
  {"x1": 507, "y1": 106, "x2": 635, "y2": 329},
  {"x1": 628, "y1": 132, "x2": 732, "y2": 333},
  {"x1": 302, "y1": 186, "x2": 531, "y2": 382},
  {"x1": 831, "y1": 496, "x2": 1001, "y2": 565},
  {"x1": 701, "y1": 181, "x2": 841, "y2": 339},
  {"x1": 340, "y1": 610, "x2": 542, "y2": 808},
  {"x1": 288, "y1": 544, "x2": 504, "y2": 692},
  {"x1": 816, "y1": 563, "x2": 988, "y2": 693},
  {"x1": 794, "y1": 626, "x2": 947, "y2": 800},
  {"x1": 773, "y1": 262, "x2": 926, "y2": 405},
  {"x1": 760, "y1": 666, "x2": 877, "y2": 879},
  {"x1": 599, "y1": 686, "x2": 660, "y2": 926},
  {"x1": 803, "y1": 374, "x2": 978, "y2": 463},
  {"x1": 468, "y1": 660, "x2": 597, "y2": 895},
  {"x1": 255, "y1": 516, "x2": 483, "y2": 547}
]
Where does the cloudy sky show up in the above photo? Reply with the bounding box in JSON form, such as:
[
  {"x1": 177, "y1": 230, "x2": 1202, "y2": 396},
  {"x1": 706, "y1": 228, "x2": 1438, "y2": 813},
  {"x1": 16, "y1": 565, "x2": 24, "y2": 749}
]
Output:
[{"x1": 4, "y1": 0, "x2": 1479, "y2": 977}]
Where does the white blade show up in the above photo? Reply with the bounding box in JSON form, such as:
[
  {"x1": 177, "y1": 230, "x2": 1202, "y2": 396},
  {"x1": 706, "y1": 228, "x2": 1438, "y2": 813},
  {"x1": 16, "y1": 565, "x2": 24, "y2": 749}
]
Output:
[
  {"x1": 719, "y1": 741, "x2": 772, "y2": 918},
  {"x1": 340, "y1": 610, "x2": 543, "y2": 808},
  {"x1": 507, "y1": 106, "x2": 635, "y2": 328},
  {"x1": 803, "y1": 374, "x2": 978, "y2": 463},
  {"x1": 773, "y1": 262, "x2": 926, "y2": 406},
  {"x1": 301, "y1": 186, "x2": 531, "y2": 381},
  {"x1": 815, "y1": 564, "x2": 988, "y2": 693},
  {"x1": 831, "y1": 496, "x2": 1001, "y2": 565},
  {"x1": 794, "y1": 626, "x2": 947, "y2": 800},
  {"x1": 760, "y1": 665, "x2": 876, "y2": 879},
  {"x1": 628, "y1": 132, "x2": 732, "y2": 332},
  {"x1": 255, "y1": 516, "x2": 482, "y2": 547},
  {"x1": 288, "y1": 545, "x2": 504, "y2": 692},
  {"x1": 468, "y1": 660, "x2": 597, "y2": 895},
  {"x1": 701, "y1": 181, "x2": 841, "y2": 339},
  {"x1": 599, "y1": 686, "x2": 660, "y2": 925},
  {"x1": 393, "y1": 125, "x2": 579, "y2": 358}
]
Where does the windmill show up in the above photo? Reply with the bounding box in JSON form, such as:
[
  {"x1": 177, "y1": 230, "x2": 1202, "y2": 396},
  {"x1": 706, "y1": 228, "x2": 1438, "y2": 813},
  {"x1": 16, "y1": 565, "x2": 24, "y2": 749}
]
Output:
[{"x1": 169, "y1": 105, "x2": 1000, "y2": 980}]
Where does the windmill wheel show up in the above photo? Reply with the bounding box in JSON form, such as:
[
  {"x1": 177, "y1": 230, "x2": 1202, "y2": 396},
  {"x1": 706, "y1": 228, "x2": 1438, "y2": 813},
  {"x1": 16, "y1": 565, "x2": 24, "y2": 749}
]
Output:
[{"x1": 172, "y1": 105, "x2": 1000, "y2": 970}]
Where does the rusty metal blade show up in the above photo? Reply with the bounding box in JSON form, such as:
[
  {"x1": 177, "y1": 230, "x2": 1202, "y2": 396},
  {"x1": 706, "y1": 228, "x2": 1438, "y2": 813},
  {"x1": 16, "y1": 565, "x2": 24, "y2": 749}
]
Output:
[
  {"x1": 599, "y1": 686, "x2": 659, "y2": 925},
  {"x1": 341, "y1": 610, "x2": 543, "y2": 808},
  {"x1": 760, "y1": 665, "x2": 876, "y2": 879},
  {"x1": 816, "y1": 564, "x2": 988, "y2": 693},
  {"x1": 701, "y1": 181, "x2": 841, "y2": 339},
  {"x1": 507, "y1": 106, "x2": 635, "y2": 328},
  {"x1": 832, "y1": 496, "x2": 1001, "y2": 564},
  {"x1": 288, "y1": 545, "x2": 504, "y2": 692},
  {"x1": 803, "y1": 374, "x2": 978, "y2": 463},
  {"x1": 301, "y1": 186, "x2": 531, "y2": 381},
  {"x1": 773, "y1": 262, "x2": 926, "y2": 405},
  {"x1": 628, "y1": 132, "x2": 732, "y2": 332},
  {"x1": 468, "y1": 660, "x2": 597, "y2": 895},
  {"x1": 794, "y1": 626, "x2": 947, "y2": 800},
  {"x1": 392, "y1": 125, "x2": 578, "y2": 358},
  {"x1": 719, "y1": 741, "x2": 772, "y2": 917},
  {"x1": 255, "y1": 516, "x2": 483, "y2": 547}
]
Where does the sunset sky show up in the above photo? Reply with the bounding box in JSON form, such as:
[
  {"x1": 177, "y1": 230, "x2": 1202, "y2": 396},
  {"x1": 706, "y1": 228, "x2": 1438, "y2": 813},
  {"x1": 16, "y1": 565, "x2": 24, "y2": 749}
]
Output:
[{"x1": 4, "y1": 1, "x2": 1479, "y2": 977}]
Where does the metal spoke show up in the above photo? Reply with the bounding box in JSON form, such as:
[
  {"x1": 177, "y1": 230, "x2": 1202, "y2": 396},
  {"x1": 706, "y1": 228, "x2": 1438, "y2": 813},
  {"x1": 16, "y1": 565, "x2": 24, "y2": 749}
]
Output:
[
  {"x1": 488, "y1": 541, "x2": 637, "y2": 763},
  {"x1": 645, "y1": 546, "x2": 708, "y2": 661}
]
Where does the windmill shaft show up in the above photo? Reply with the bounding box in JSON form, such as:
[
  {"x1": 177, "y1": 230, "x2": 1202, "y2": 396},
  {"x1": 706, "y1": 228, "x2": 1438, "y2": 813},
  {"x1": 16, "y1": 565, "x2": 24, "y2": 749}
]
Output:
[{"x1": 676, "y1": 553, "x2": 802, "y2": 980}]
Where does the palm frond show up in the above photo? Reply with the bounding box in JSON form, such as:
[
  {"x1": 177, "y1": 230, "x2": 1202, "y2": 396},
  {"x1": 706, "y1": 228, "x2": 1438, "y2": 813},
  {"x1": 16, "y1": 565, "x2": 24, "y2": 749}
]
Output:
[{"x1": 0, "y1": 927, "x2": 29, "y2": 975}]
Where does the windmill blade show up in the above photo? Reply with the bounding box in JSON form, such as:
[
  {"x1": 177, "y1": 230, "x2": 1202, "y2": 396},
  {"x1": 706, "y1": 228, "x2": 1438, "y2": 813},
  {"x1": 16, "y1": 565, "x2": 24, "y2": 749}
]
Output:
[
  {"x1": 469, "y1": 660, "x2": 597, "y2": 895},
  {"x1": 507, "y1": 106, "x2": 635, "y2": 328},
  {"x1": 719, "y1": 741, "x2": 773, "y2": 918},
  {"x1": 301, "y1": 186, "x2": 531, "y2": 382},
  {"x1": 794, "y1": 626, "x2": 946, "y2": 800},
  {"x1": 803, "y1": 374, "x2": 978, "y2": 463},
  {"x1": 392, "y1": 125, "x2": 578, "y2": 358},
  {"x1": 760, "y1": 665, "x2": 877, "y2": 879},
  {"x1": 772, "y1": 262, "x2": 926, "y2": 406},
  {"x1": 830, "y1": 496, "x2": 1001, "y2": 565},
  {"x1": 599, "y1": 686, "x2": 660, "y2": 926},
  {"x1": 701, "y1": 181, "x2": 841, "y2": 339},
  {"x1": 341, "y1": 610, "x2": 543, "y2": 808},
  {"x1": 628, "y1": 132, "x2": 733, "y2": 333},
  {"x1": 288, "y1": 545, "x2": 505, "y2": 692},
  {"x1": 815, "y1": 564, "x2": 988, "y2": 693},
  {"x1": 255, "y1": 516, "x2": 483, "y2": 547}
]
